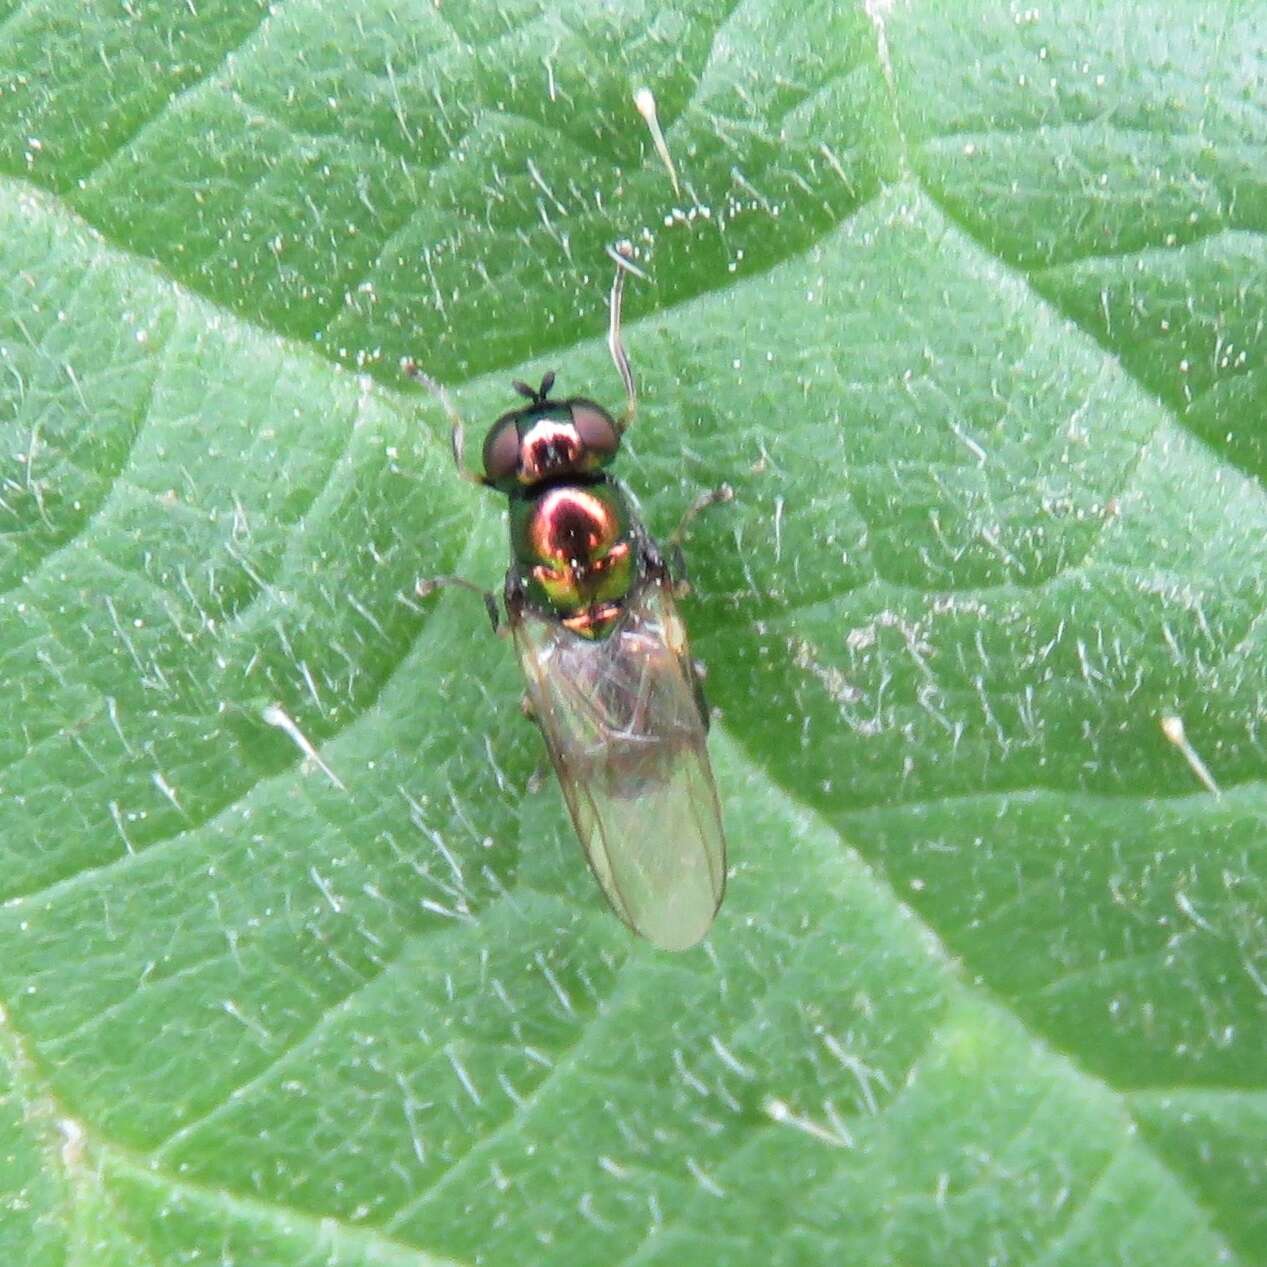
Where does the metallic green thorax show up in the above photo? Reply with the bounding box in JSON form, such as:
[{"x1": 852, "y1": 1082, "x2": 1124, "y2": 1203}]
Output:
[{"x1": 510, "y1": 478, "x2": 637, "y2": 639}]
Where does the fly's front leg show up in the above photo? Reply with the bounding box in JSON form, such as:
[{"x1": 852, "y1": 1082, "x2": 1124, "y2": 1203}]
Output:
[
  {"x1": 667, "y1": 483, "x2": 735, "y2": 595},
  {"x1": 401, "y1": 357, "x2": 488, "y2": 487},
  {"x1": 607, "y1": 242, "x2": 643, "y2": 434},
  {"x1": 415, "y1": 575, "x2": 501, "y2": 633}
]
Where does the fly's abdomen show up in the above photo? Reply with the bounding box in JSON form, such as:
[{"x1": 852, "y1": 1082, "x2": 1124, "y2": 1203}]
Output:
[
  {"x1": 511, "y1": 480, "x2": 636, "y2": 637},
  {"x1": 512, "y1": 576, "x2": 726, "y2": 951}
]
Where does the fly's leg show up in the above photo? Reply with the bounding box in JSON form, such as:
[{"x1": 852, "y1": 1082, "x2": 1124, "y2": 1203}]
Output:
[
  {"x1": 415, "y1": 575, "x2": 500, "y2": 633},
  {"x1": 401, "y1": 358, "x2": 487, "y2": 486},
  {"x1": 607, "y1": 242, "x2": 643, "y2": 434},
  {"x1": 503, "y1": 567, "x2": 527, "y2": 619},
  {"x1": 692, "y1": 675, "x2": 712, "y2": 731},
  {"x1": 690, "y1": 658, "x2": 712, "y2": 730},
  {"x1": 638, "y1": 532, "x2": 671, "y2": 587},
  {"x1": 637, "y1": 527, "x2": 719, "y2": 728},
  {"x1": 668, "y1": 483, "x2": 735, "y2": 595},
  {"x1": 671, "y1": 482, "x2": 735, "y2": 549}
]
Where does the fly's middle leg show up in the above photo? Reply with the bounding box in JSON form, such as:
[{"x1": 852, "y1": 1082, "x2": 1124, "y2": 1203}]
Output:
[
  {"x1": 668, "y1": 483, "x2": 734, "y2": 594},
  {"x1": 415, "y1": 575, "x2": 501, "y2": 633}
]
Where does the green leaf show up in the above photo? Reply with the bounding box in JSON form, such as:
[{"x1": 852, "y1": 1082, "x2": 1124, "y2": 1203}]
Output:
[{"x1": 1, "y1": 1, "x2": 1264, "y2": 1263}]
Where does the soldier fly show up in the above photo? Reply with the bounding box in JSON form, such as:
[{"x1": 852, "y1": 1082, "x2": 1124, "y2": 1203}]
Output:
[{"x1": 402, "y1": 247, "x2": 729, "y2": 951}]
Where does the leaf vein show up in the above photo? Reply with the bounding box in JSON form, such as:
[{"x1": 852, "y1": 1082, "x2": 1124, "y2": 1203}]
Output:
[
  {"x1": 727, "y1": 724, "x2": 1245, "y2": 1265},
  {"x1": 70, "y1": 2, "x2": 278, "y2": 192}
]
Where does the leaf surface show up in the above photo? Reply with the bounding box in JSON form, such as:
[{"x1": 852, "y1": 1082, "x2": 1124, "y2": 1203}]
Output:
[{"x1": 1, "y1": 1, "x2": 1264, "y2": 1263}]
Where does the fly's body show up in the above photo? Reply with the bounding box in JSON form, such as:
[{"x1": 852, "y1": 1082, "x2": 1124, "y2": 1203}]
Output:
[
  {"x1": 404, "y1": 248, "x2": 729, "y2": 951},
  {"x1": 505, "y1": 426, "x2": 636, "y2": 640}
]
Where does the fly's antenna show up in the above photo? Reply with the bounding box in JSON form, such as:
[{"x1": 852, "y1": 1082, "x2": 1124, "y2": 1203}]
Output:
[
  {"x1": 511, "y1": 370, "x2": 557, "y2": 404},
  {"x1": 606, "y1": 241, "x2": 645, "y2": 433}
]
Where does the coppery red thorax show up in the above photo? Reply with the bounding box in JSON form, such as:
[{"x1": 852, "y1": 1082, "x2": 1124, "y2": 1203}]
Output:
[{"x1": 511, "y1": 479, "x2": 636, "y2": 640}]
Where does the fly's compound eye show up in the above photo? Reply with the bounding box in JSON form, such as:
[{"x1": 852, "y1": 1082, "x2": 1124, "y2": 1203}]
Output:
[
  {"x1": 569, "y1": 401, "x2": 621, "y2": 465},
  {"x1": 482, "y1": 416, "x2": 522, "y2": 482}
]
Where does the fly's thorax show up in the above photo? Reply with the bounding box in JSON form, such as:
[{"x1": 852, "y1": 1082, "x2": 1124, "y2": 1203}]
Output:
[{"x1": 510, "y1": 479, "x2": 637, "y2": 637}]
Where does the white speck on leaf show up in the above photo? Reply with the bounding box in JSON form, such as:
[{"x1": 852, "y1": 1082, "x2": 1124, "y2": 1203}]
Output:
[
  {"x1": 634, "y1": 85, "x2": 680, "y2": 197},
  {"x1": 262, "y1": 703, "x2": 346, "y2": 791},
  {"x1": 1161, "y1": 715, "x2": 1220, "y2": 796},
  {"x1": 763, "y1": 1097, "x2": 853, "y2": 1149},
  {"x1": 447, "y1": 1048, "x2": 482, "y2": 1106}
]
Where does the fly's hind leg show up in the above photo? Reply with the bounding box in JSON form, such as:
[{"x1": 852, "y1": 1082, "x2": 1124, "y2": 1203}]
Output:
[
  {"x1": 692, "y1": 677, "x2": 712, "y2": 731},
  {"x1": 415, "y1": 575, "x2": 501, "y2": 633},
  {"x1": 689, "y1": 659, "x2": 713, "y2": 732}
]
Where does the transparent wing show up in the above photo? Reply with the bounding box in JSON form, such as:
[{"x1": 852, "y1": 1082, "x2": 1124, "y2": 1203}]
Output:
[{"x1": 513, "y1": 578, "x2": 726, "y2": 951}]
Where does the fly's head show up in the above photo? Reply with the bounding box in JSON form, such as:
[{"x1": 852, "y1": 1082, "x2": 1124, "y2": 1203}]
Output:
[{"x1": 481, "y1": 372, "x2": 621, "y2": 491}]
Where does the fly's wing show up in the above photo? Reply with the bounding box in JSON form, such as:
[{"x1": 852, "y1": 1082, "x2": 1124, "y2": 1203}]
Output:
[{"x1": 513, "y1": 579, "x2": 726, "y2": 951}]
